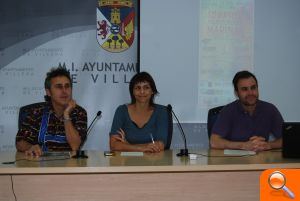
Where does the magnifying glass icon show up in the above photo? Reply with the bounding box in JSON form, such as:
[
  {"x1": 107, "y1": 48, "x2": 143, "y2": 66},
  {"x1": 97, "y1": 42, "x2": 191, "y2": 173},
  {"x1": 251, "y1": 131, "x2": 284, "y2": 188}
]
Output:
[{"x1": 268, "y1": 171, "x2": 295, "y2": 199}]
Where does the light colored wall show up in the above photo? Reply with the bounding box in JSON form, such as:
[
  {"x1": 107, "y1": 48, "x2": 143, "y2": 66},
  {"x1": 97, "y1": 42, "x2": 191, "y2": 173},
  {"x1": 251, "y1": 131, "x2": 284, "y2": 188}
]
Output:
[{"x1": 141, "y1": 0, "x2": 300, "y2": 148}]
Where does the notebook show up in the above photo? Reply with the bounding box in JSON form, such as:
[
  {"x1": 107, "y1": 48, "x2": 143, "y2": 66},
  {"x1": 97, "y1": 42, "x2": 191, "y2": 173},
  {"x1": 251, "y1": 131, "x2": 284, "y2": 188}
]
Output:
[{"x1": 282, "y1": 122, "x2": 300, "y2": 158}]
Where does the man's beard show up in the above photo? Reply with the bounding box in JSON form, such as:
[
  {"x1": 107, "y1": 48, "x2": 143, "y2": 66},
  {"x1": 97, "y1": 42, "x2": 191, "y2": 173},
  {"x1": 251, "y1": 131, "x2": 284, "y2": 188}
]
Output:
[{"x1": 241, "y1": 95, "x2": 258, "y2": 106}]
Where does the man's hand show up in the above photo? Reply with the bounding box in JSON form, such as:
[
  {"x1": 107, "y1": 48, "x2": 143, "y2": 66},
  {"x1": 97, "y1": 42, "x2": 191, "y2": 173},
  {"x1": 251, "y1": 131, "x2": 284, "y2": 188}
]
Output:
[
  {"x1": 25, "y1": 144, "x2": 42, "y2": 157},
  {"x1": 242, "y1": 136, "x2": 271, "y2": 152},
  {"x1": 64, "y1": 99, "x2": 76, "y2": 119}
]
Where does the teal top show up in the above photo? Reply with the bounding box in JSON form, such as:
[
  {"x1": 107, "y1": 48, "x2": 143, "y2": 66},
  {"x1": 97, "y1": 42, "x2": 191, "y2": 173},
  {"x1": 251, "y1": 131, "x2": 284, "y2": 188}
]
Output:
[{"x1": 110, "y1": 104, "x2": 169, "y2": 145}]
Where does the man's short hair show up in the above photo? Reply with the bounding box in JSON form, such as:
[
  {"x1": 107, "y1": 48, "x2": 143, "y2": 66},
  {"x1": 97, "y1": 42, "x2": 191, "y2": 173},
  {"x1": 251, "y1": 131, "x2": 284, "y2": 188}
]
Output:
[
  {"x1": 232, "y1": 70, "x2": 258, "y2": 91},
  {"x1": 44, "y1": 67, "x2": 72, "y2": 90},
  {"x1": 44, "y1": 67, "x2": 72, "y2": 101}
]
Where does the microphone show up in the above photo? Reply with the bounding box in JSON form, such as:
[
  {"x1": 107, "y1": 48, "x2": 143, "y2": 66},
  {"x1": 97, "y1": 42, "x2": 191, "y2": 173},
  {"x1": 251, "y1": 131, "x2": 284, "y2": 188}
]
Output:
[
  {"x1": 167, "y1": 104, "x2": 189, "y2": 157},
  {"x1": 87, "y1": 111, "x2": 102, "y2": 136},
  {"x1": 72, "y1": 110, "x2": 102, "y2": 158}
]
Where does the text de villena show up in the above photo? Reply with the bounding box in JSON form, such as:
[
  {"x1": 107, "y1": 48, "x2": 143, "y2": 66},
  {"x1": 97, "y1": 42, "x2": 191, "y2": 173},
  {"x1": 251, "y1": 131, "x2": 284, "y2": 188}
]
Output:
[{"x1": 58, "y1": 62, "x2": 138, "y2": 84}]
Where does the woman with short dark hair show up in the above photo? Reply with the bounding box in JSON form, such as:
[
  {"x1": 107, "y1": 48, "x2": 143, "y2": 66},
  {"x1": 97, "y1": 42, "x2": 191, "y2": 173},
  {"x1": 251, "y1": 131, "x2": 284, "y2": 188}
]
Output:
[{"x1": 109, "y1": 72, "x2": 168, "y2": 153}]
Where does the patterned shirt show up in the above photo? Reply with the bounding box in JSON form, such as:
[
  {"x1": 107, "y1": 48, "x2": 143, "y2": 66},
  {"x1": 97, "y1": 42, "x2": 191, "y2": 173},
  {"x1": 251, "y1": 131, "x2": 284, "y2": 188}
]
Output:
[{"x1": 16, "y1": 102, "x2": 87, "y2": 151}]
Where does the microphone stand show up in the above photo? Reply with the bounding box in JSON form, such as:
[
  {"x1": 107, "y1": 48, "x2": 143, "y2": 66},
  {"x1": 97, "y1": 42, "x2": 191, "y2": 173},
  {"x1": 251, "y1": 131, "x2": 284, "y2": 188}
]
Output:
[
  {"x1": 72, "y1": 111, "x2": 102, "y2": 158},
  {"x1": 167, "y1": 105, "x2": 189, "y2": 157}
]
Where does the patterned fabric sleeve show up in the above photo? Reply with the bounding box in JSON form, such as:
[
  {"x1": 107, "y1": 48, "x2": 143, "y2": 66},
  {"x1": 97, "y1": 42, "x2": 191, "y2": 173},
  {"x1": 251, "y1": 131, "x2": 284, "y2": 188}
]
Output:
[
  {"x1": 16, "y1": 106, "x2": 43, "y2": 145},
  {"x1": 71, "y1": 105, "x2": 88, "y2": 143}
]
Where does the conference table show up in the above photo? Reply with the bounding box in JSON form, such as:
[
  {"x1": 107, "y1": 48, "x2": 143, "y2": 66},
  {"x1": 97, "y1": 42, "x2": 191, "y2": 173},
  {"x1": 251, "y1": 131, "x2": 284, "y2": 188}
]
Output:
[{"x1": 0, "y1": 149, "x2": 299, "y2": 201}]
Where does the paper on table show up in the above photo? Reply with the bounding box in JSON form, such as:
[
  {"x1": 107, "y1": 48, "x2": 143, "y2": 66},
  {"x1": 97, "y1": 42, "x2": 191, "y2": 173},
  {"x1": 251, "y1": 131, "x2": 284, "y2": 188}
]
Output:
[
  {"x1": 120, "y1": 152, "x2": 144, "y2": 157},
  {"x1": 224, "y1": 149, "x2": 256, "y2": 156}
]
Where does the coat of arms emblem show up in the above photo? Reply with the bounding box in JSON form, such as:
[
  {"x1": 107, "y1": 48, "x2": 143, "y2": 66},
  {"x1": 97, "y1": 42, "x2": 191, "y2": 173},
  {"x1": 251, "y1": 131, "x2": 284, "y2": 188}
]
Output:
[{"x1": 97, "y1": 0, "x2": 135, "y2": 53}]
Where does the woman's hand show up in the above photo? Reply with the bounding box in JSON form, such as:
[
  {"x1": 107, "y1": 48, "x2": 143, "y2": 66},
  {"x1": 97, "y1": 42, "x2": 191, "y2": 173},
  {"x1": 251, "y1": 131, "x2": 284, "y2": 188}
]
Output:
[
  {"x1": 110, "y1": 129, "x2": 165, "y2": 153},
  {"x1": 111, "y1": 128, "x2": 127, "y2": 143},
  {"x1": 140, "y1": 141, "x2": 164, "y2": 153}
]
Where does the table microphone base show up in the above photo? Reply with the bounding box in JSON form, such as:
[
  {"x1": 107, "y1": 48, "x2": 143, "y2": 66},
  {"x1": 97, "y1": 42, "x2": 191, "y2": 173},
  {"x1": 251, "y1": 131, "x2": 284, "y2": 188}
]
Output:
[
  {"x1": 72, "y1": 150, "x2": 88, "y2": 158},
  {"x1": 176, "y1": 149, "x2": 189, "y2": 157}
]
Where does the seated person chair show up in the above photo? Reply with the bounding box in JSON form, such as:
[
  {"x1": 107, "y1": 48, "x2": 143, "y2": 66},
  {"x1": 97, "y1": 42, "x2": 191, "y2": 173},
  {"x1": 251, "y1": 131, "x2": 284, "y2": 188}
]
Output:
[{"x1": 207, "y1": 106, "x2": 224, "y2": 140}]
